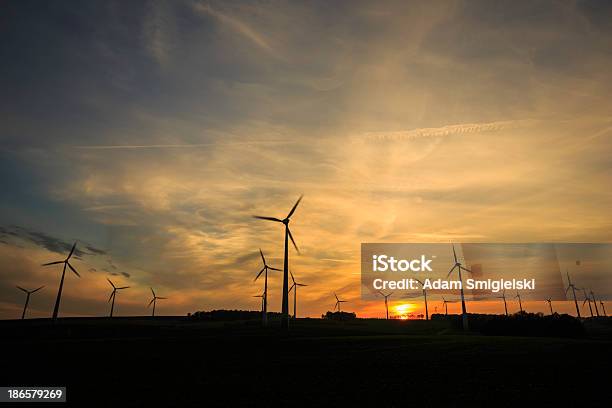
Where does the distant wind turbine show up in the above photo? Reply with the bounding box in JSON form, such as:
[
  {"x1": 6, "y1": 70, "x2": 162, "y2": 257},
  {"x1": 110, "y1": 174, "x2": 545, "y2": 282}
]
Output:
[
  {"x1": 590, "y1": 290, "x2": 600, "y2": 316},
  {"x1": 16, "y1": 285, "x2": 44, "y2": 319},
  {"x1": 515, "y1": 291, "x2": 523, "y2": 313},
  {"x1": 334, "y1": 293, "x2": 347, "y2": 313},
  {"x1": 497, "y1": 290, "x2": 508, "y2": 316},
  {"x1": 600, "y1": 301, "x2": 607, "y2": 317},
  {"x1": 565, "y1": 271, "x2": 581, "y2": 318},
  {"x1": 254, "y1": 249, "x2": 281, "y2": 325},
  {"x1": 378, "y1": 291, "x2": 393, "y2": 320},
  {"x1": 413, "y1": 278, "x2": 429, "y2": 320},
  {"x1": 253, "y1": 292, "x2": 265, "y2": 313},
  {"x1": 545, "y1": 298, "x2": 554, "y2": 315},
  {"x1": 441, "y1": 297, "x2": 455, "y2": 316},
  {"x1": 107, "y1": 278, "x2": 129, "y2": 317},
  {"x1": 582, "y1": 288, "x2": 594, "y2": 317},
  {"x1": 289, "y1": 272, "x2": 307, "y2": 319},
  {"x1": 42, "y1": 242, "x2": 81, "y2": 320},
  {"x1": 148, "y1": 288, "x2": 167, "y2": 317},
  {"x1": 447, "y1": 244, "x2": 472, "y2": 329},
  {"x1": 254, "y1": 195, "x2": 303, "y2": 329}
]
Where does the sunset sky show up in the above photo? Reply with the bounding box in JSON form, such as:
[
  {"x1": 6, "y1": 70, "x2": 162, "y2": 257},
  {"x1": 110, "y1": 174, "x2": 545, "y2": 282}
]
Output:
[{"x1": 1, "y1": 0, "x2": 611, "y2": 319}]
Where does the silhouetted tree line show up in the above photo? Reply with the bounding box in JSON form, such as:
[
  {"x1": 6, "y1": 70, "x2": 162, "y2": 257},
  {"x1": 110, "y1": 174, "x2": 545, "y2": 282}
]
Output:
[
  {"x1": 323, "y1": 311, "x2": 357, "y2": 321},
  {"x1": 189, "y1": 310, "x2": 282, "y2": 321},
  {"x1": 433, "y1": 312, "x2": 585, "y2": 337}
]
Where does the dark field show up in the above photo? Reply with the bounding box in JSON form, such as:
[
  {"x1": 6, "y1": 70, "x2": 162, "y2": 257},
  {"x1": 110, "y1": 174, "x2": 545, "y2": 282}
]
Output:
[{"x1": 2, "y1": 317, "x2": 610, "y2": 407}]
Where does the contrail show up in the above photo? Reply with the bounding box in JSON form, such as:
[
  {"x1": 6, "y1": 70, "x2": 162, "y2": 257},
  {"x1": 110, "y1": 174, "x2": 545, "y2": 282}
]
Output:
[
  {"x1": 362, "y1": 119, "x2": 536, "y2": 142},
  {"x1": 72, "y1": 141, "x2": 293, "y2": 150}
]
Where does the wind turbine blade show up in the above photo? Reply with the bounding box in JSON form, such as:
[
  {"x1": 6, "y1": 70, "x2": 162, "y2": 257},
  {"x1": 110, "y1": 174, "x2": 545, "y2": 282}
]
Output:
[
  {"x1": 148, "y1": 298, "x2": 154, "y2": 307},
  {"x1": 67, "y1": 262, "x2": 80, "y2": 277},
  {"x1": 32, "y1": 286, "x2": 45, "y2": 293},
  {"x1": 287, "y1": 195, "x2": 303, "y2": 218},
  {"x1": 107, "y1": 278, "x2": 115, "y2": 288},
  {"x1": 460, "y1": 266, "x2": 472, "y2": 273},
  {"x1": 253, "y1": 216, "x2": 283, "y2": 222},
  {"x1": 157, "y1": 297, "x2": 167, "y2": 300},
  {"x1": 287, "y1": 227, "x2": 299, "y2": 253},
  {"x1": 268, "y1": 267, "x2": 281, "y2": 271},
  {"x1": 446, "y1": 265, "x2": 457, "y2": 278},
  {"x1": 151, "y1": 287, "x2": 156, "y2": 297},
  {"x1": 42, "y1": 261, "x2": 63, "y2": 266},
  {"x1": 254, "y1": 267, "x2": 265, "y2": 281},
  {"x1": 108, "y1": 291, "x2": 115, "y2": 302},
  {"x1": 289, "y1": 284, "x2": 294, "y2": 293},
  {"x1": 67, "y1": 242, "x2": 77, "y2": 260},
  {"x1": 583, "y1": 299, "x2": 588, "y2": 306},
  {"x1": 290, "y1": 271, "x2": 296, "y2": 284},
  {"x1": 334, "y1": 293, "x2": 339, "y2": 301},
  {"x1": 117, "y1": 286, "x2": 130, "y2": 290},
  {"x1": 16, "y1": 286, "x2": 28, "y2": 293},
  {"x1": 414, "y1": 278, "x2": 423, "y2": 285},
  {"x1": 452, "y1": 244, "x2": 457, "y2": 263},
  {"x1": 297, "y1": 283, "x2": 307, "y2": 287}
]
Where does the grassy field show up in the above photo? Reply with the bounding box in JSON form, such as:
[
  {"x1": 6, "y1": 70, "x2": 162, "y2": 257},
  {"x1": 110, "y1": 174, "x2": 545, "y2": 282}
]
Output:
[{"x1": 1, "y1": 317, "x2": 610, "y2": 407}]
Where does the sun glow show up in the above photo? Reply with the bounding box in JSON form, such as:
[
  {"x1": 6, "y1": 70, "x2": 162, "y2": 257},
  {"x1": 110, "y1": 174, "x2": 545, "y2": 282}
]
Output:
[{"x1": 393, "y1": 303, "x2": 414, "y2": 319}]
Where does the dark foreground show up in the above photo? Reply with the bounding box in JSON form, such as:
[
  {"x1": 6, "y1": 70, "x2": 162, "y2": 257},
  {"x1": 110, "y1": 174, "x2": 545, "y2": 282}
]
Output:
[{"x1": 2, "y1": 317, "x2": 611, "y2": 407}]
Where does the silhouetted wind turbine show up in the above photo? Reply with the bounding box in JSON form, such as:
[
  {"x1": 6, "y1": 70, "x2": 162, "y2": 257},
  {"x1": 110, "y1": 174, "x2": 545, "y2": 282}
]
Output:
[
  {"x1": 253, "y1": 195, "x2": 303, "y2": 329},
  {"x1": 590, "y1": 289, "x2": 600, "y2": 316},
  {"x1": 148, "y1": 288, "x2": 167, "y2": 317},
  {"x1": 582, "y1": 288, "x2": 594, "y2": 317},
  {"x1": 254, "y1": 249, "x2": 281, "y2": 325},
  {"x1": 16, "y1": 285, "x2": 44, "y2": 319},
  {"x1": 42, "y1": 242, "x2": 80, "y2": 320},
  {"x1": 497, "y1": 290, "x2": 508, "y2": 316},
  {"x1": 515, "y1": 291, "x2": 523, "y2": 313},
  {"x1": 565, "y1": 270, "x2": 581, "y2": 318},
  {"x1": 413, "y1": 278, "x2": 430, "y2": 320},
  {"x1": 378, "y1": 291, "x2": 393, "y2": 320},
  {"x1": 107, "y1": 278, "x2": 129, "y2": 317},
  {"x1": 600, "y1": 301, "x2": 607, "y2": 317},
  {"x1": 334, "y1": 293, "x2": 347, "y2": 313},
  {"x1": 289, "y1": 272, "x2": 307, "y2": 319},
  {"x1": 441, "y1": 297, "x2": 455, "y2": 316},
  {"x1": 253, "y1": 292, "x2": 265, "y2": 313},
  {"x1": 545, "y1": 298, "x2": 554, "y2": 315},
  {"x1": 447, "y1": 244, "x2": 472, "y2": 329}
]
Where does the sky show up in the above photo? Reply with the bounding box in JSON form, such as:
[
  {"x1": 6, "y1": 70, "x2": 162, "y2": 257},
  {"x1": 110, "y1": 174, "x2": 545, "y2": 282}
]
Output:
[{"x1": 1, "y1": 0, "x2": 611, "y2": 319}]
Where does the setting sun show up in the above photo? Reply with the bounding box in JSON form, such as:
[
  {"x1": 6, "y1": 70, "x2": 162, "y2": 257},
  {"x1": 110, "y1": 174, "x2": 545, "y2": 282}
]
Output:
[{"x1": 393, "y1": 303, "x2": 415, "y2": 319}]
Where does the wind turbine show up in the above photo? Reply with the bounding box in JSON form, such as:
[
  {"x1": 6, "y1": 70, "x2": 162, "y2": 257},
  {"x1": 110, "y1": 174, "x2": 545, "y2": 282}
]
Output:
[
  {"x1": 545, "y1": 298, "x2": 554, "y2": 315},
  {"x1": 565, "y1": 270, "x2": 581, "y2": 318},
  {"x1": 447, "y1": 244, "x2": 472, "y2": 330},
  {"x1": 515, "y1": 291, "x2": 523, "y2": 313},
  {"x1": 148, "y1": 288, "x2": 167, "y2": 317},
  {"x1": 378, "y1": 291, "x2": 393, "y2": 320},
  {"x1": 289, "y1": 272, "x2": 307, "y2": 319},
  {"x1": 253, "y1": 195, "x2": 303, "y2": 329},
  {"x1": 413, "y1": 279, "x2": 429, "y2": 320},
  {"x1": 253, "y1": 292, "x2": 265, "y2": 313},
  {"x1": 441, "y1": 297, "x2": 455, "y2": 316},
  {"x1": 254, "y1": 249, "x2": 281, "y2": 325},
  {"x1": 590, "y1": 290, "x2": 600, "y2": 316},
  {"x1": 582, "y1": 288, "x2": 594, "y2": 317},
  {"x1": 42, "y1": 242, "x2": 80, "y2": 320},
  {"x1": 497, "y1": 290, "x2": 508, "y2": 316},
  {"x1": 333, "y1": 293, "x2": 347, "y2": 313},
  {"x1": 107, "y1": 278, "x2": 129, "y2": 317},
  {"x1": 16, "y1": 286, "x2": 44, "y2": 319},
  {"x1": 600, "y1": 301, "x2": 607, "y2": 317}
]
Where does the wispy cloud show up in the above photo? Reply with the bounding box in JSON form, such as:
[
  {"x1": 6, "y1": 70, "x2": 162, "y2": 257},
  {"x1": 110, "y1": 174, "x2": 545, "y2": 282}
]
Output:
[{"x1": 192, "y1": 2, "x2": 285, "y2": 61}]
